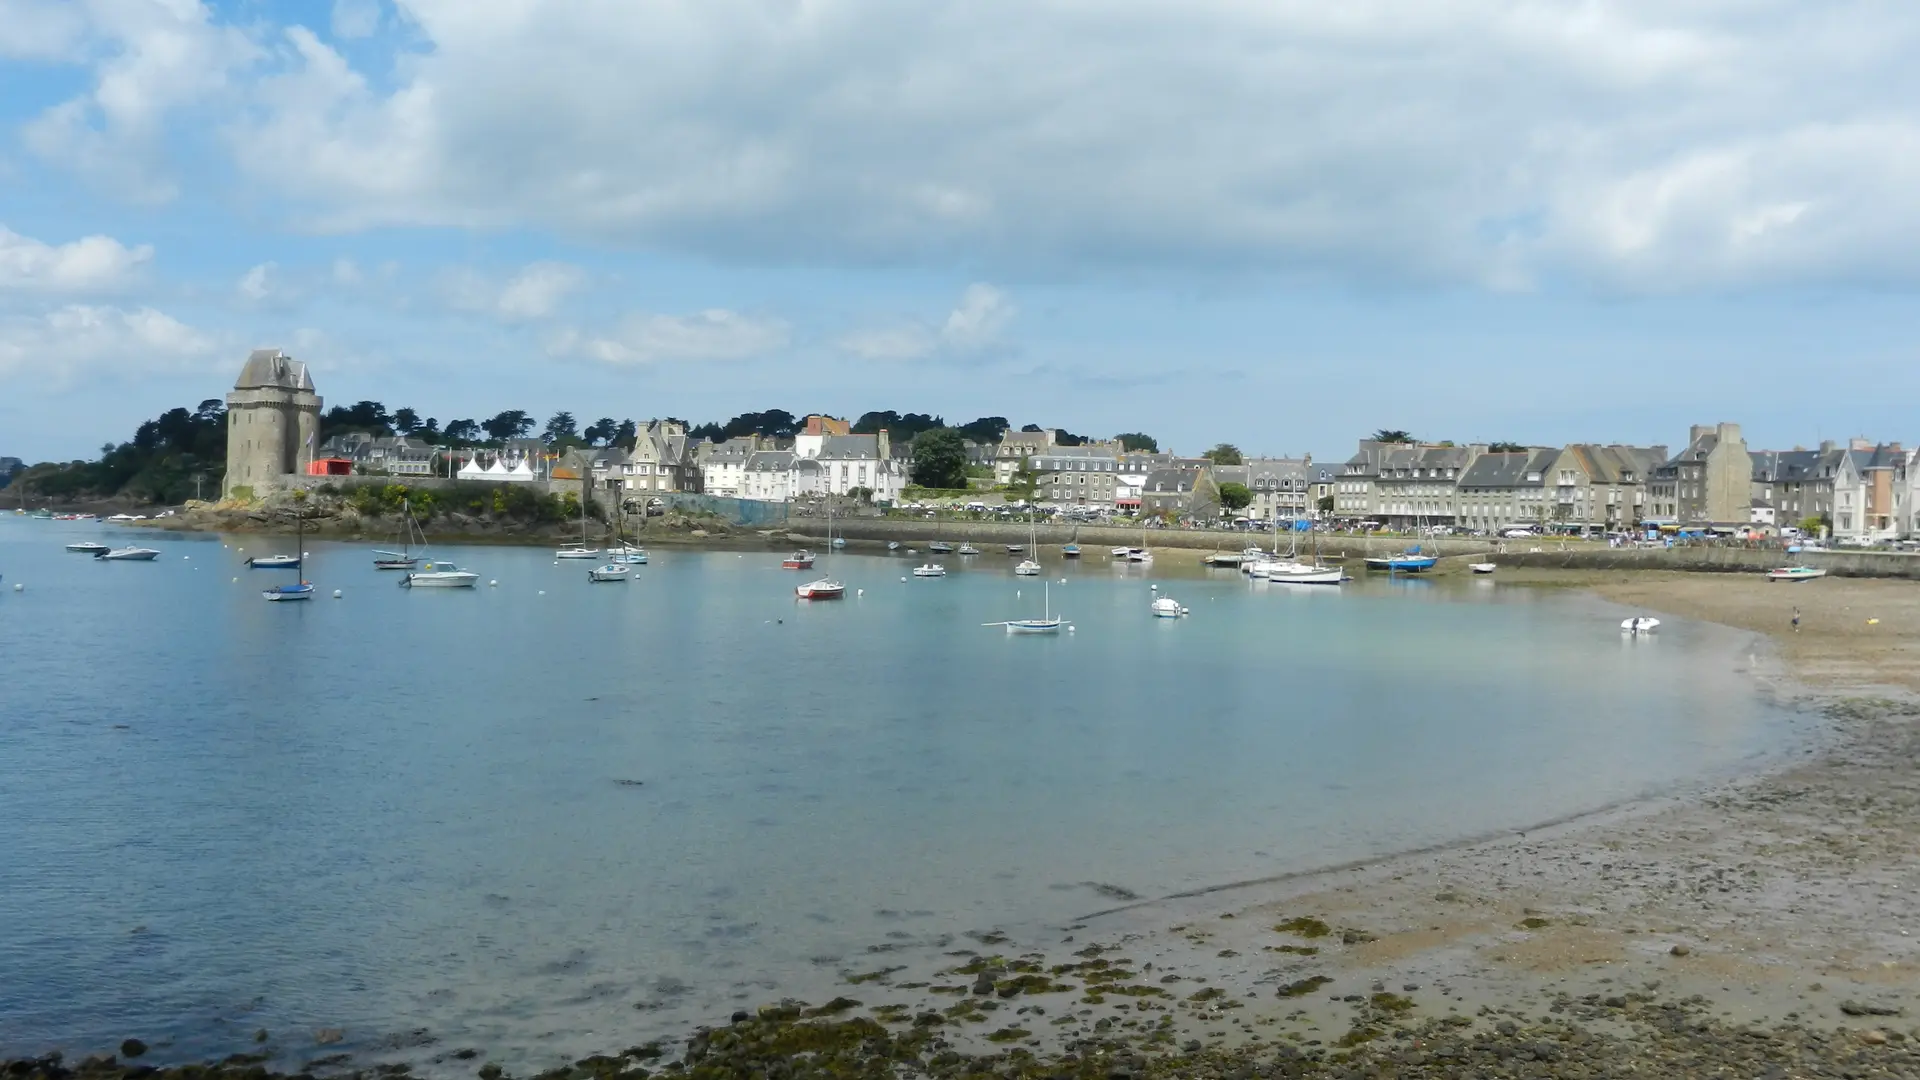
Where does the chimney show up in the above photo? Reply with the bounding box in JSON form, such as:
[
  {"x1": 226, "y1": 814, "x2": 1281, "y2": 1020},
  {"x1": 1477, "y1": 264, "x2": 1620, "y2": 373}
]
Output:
[
  {"x1": 1850, "y1": 437, "x2": 1873, "y2": 451},
  {"x1": 1689, "y1": 425, "x2": 1709, "y2": 445},
  {"x1": 876, "y1": 429, "x2": 890, "y2": 460},
  {"x1": 1820, "y1": 440, "x2": 1836, "y2": 453},
  {"x1": 1716, "y1": 422, "x2": 1741, "y2": 443}
]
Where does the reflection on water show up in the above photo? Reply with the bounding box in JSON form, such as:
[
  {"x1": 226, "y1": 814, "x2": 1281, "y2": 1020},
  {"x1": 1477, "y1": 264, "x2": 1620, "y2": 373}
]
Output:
[{"x1": 0, "y1": 521, "x2": 1802, "y2": 1068}]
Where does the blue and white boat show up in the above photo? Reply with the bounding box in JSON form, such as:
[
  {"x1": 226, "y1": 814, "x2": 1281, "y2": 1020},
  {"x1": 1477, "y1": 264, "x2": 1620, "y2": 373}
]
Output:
[
  {"x1": 988, "y1": 581, "x2": 1066, "y2": 634},
  {"x1": 263, "y1": 508, "x2": 314, "y2": 601},
  {"x1": 1365, "y1": 546, "x2": 1437, "y2": 573},
  {"x1": 247, "y1": 554, "x2": 301, "y2": 569}
]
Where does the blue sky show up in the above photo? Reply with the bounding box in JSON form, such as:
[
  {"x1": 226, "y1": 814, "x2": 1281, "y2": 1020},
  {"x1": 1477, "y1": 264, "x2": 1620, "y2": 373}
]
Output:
[{"x1": 5, "y1": 0, "x2": 1920, "y2": 462}]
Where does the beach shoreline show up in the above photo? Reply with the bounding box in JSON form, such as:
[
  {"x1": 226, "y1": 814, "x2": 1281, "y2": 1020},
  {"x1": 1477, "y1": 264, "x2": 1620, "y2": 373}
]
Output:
[{"x1": 8, "y1": 572, "x2": 1918, "y2": 1079}]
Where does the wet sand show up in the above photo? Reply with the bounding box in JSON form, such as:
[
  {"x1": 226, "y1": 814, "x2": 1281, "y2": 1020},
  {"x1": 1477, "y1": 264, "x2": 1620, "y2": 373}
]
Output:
[{"x1": 733, "y1": 571, "x2": 1920, "y2": 1057}]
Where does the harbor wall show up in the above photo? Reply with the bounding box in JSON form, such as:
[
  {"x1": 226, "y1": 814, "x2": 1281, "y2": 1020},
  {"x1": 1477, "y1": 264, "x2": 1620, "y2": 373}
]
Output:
[{"x1": 1494, "y1": 547, "x2": 1920, "y2": 580}]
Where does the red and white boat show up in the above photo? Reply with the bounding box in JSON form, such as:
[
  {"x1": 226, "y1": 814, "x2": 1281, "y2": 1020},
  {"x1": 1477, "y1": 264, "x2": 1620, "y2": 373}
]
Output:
[
  {"x1": 782, "y1": 551, "x2": 817, "y2": 570},
  {"x1": 795, "y1": 577, "x2": 845, "y2": 599}
]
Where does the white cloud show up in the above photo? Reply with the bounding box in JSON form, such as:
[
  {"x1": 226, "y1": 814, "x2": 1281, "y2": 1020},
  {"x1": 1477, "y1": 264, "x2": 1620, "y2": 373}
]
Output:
[
  {"x1": 0, "y1": 304, "x2": 219, "y2": 380},
  {"x1": 22, "y1": 0, "x2": 258, "y2": 201},
  {"x1": 442, "y1": 260, "x2": 585, "y2": 320},
  {"x1": 837, "y1": 282, "x2": 1015, "y2": 361},
  {"x1": 237, "y1": 261, "x2": 277, "y2": 301},
  {"x1": 0, "y1": 224, "x2": 152, "y2": 290},
  {"x1": 553, "y1": 309, "x2": 789, "y2": 366},
  {"x1": 192, "y1": 0, "x2": 1920, "y2": 291},
  {"x1": 0, "y1": 0, "x2": 90, "y2": 59},
  {"x1": 495, "y1": 261, "x2": 585, "y2": 319},
  {"x1": 941, "y1": 284, "x2": 1015, "y2": 351},
  {"x1": 331, "y1": 0, "x2": 382, "y2": 40}
]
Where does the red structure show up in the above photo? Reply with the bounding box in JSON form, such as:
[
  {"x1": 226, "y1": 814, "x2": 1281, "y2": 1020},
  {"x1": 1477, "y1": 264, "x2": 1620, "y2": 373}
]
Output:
[{"x1": 308, "y1": 457, "x2": 352, "y2": 476}]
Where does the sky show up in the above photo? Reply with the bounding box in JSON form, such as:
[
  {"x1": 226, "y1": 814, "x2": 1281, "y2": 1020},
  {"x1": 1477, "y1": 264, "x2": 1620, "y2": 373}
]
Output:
[{"x1": 4, "y1": 0, "x2": 1920, "y2": 463}]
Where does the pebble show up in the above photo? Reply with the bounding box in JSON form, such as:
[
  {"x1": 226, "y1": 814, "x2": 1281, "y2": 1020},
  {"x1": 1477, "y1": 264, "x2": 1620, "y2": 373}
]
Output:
[{"x1": 1669, "y1": 944, "x2": 1691, "y2": 956}]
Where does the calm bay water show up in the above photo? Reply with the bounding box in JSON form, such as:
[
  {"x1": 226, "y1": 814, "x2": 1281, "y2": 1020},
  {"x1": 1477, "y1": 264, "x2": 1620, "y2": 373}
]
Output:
[{"x1": 0, "y1": 518, "x2": 1801, "y2": 1067}]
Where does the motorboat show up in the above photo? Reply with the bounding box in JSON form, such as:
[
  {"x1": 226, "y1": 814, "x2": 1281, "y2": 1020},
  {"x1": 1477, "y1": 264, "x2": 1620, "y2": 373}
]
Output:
[
  {"x1": 1766, "y1": 566, "x2": 1827, "y2": 582},
  {"x1": 929, "y1": 541, "x2": 954, "y2": 554},
  {"x1": 1620, "y1": 616, "x2": 1661, "y2": 634},
  {"x1": 247, "y1": 554, "x2": 301, "y2": 569},
  {"x1": 912, "y1": 564, "x2": 947, "y2": 578},
  {"x1": 1014, "y1": 558, "x2": 1042, "y2": 576},
  {"x1": 782, "y1": 551, "x2": 817, "y2": 570},
  {"x1": 106, "y1": 513, "x2": 137, "y2": 522},
  {"x1": 588, "y1": 563, "x2": 632, "y2": 583},
  {"x1": 402, "y1": 561, "x2": 480, "y2": 588},
  {"x1": 1150, "y1": 595, "x2": 1187, "y2": 618},
  {"x1": 1469, "y1": 562, "x2": 1497, "y2": 574},
  {"x1": 1125, "y1": 548, "x2": 1153, "y2": 563},
  {"x1": 65, "y1": 541, "x2": 110, "y2": 554},
  {"x1": 957, "y1": 544, "x2": 981, "y2": 556},
  {"x1": 796, "y1": 577, "x2": 846, "y2": 599},
  {"x1": 96, "y1": 547, "x2": 160, "y2": 561},
  {"x1": 555, "y1": 545, "x2": 601, "y2": 560},
  {"x1": 1110, "y1": 546, "x2": 1131, "y2": 557},
  {"x1": 887, "y1": 541, "x2": 901, "y2": 551},
  {"x1": 1061, "y1": 544, "x2": 1081, "y2": 558}
]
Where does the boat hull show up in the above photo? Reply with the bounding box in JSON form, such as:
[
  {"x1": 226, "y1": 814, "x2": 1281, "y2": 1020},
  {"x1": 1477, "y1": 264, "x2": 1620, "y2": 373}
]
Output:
[
  {"x1": 262, "y1": 584, "x2": 314, "y2": 601},
  {"x1": 1268, "y1": 567, "x2": 1346, "y2": 585},
  {"x1": 248, "y1": 556, "x2": 301, "y2": 569},
  {"x1": 1365, "y1": 557, "x2": 1437, "y2": 572},
  {"x1": 1005, "y1": 619, "x2": 1062, "y2": 634},
  {"x1": 98, "y1": 548, "x2": 160, "y2": 561},
  {"x1": 796, "y1": 579, "x2": 845, "y2": 599},
  {"x1": 782, "y1": 557, "x2": 816, "y2": 570},
  {"x1": 1766, "y1": 567, "x2": 1826, "y2": 582},
  {"x1": 403, "y1": 573, "x2": 479, "y2": 588},
  {"x1": 374, "y1": 559, "x2": 419, "y2": 570}
]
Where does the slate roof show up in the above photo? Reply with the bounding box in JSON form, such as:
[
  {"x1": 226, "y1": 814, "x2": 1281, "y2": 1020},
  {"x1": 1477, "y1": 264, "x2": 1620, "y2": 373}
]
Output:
[
  {"x1": 1458, "y1": 450, "x2": 1555, "y2": 489},
  {"x1": 744, "y1": 450, "x2": 796, "y2": 472},
  {"x1": 234, "y1": 348, "x2": 313, "y2": 391}
]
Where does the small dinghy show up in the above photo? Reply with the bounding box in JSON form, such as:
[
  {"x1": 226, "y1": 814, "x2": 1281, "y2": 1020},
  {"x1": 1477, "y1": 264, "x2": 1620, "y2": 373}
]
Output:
[
  {"x1": 1150, "y1": 595, "x2": 1188, "y2": 618},
  {"x1": 1620, "y1": 616, "x2": 1661, "y2": 634},
  {"x1": 1468, "y1": 562, "x2": 1496, "y2": 574},
  {"x1": 588, "y1": 563, "x2": 631, "y2": 583}
]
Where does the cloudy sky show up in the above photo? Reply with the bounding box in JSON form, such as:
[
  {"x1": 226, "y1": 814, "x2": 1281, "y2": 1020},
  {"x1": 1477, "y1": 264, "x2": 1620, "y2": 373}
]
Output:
[{"x1": 4, "y1": 0, "x2": 1920, "y2": 461}]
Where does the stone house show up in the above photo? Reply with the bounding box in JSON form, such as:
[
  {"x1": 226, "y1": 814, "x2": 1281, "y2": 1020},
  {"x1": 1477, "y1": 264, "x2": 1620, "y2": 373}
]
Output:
[
  {"x1": 317, "y1": 432, "x2": 440, "y2": 476},
  {"x1": 1454, "y1": 449, "x2": 1558, "y2": 533},
  {"x1": 697, "y1": 436, "x2": 764, "y2": 497},
  {"x1": 625, "y1": 420, "x2": 697, "y2": 492},
  {"x1": 741, "y1": 450, "x2": 798, "y2": 502},
  {"x1": 1541, "y1": 444, "x2": 1664, "y2": 533},
  {"x1": 994, "y1": 429, "x2": 1060, "y2": 484},
  {"x1": 1139, "y1": 468, "x2": 1198, "y2": 516},
  {"x1": 1647, "y1": 423, "x2": 1749, "y2": 528},
  {"x1": 1032, "y1": 447, "x2": 1120, "y2": 508},
  {"x1": 1234, "y1": 457, "x2": 1313, "y2": 522}
]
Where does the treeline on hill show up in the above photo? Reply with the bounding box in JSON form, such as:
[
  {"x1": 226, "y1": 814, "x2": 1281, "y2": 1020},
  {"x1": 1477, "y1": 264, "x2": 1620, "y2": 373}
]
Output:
[
  {"x1": 16, "y1": 396, "x2": 1160, "y2": 504},
  {"x1": 313, "y1": 481, "x2": 593, "y2": 525},
  {"x1": 18, "y1": 400, "x2": 229, "y2": 504}
]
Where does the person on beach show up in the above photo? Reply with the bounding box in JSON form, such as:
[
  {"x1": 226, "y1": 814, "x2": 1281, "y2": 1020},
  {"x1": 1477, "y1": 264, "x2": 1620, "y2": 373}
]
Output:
[{"x1": 1792, "y1": 607, "x2": 1801, "y2": 632}]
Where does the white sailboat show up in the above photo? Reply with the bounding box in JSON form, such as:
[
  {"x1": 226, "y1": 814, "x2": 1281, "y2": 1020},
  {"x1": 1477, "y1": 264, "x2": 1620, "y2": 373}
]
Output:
[
  {"x1": 555, "y1": 487, "x2": 600, "y2": 559},
  {"x1": 796, "y1": 493, "x2": 846, "y2": 599},
  {"x1": 588, "y1": 563, "x2": 632, "y2": 583},
  {"x1": 375, "y1": 499, "x2": 423, "y2": 569},
  {"x1": 988, "y1": 580, "x2": 1065, "y2": 634},
  {"x1": 1266, "y1": 519, "x2": 1345, "y2": 585},
  {"x1": 1014, "y1": 506, "x2": 1042, "y2": 575}
]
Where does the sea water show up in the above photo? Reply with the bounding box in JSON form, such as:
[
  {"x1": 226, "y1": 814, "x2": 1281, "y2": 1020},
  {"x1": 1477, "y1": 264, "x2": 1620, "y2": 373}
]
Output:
[{"x1": 0, "y1": 520, "x2": 1802, "y2": 1067}]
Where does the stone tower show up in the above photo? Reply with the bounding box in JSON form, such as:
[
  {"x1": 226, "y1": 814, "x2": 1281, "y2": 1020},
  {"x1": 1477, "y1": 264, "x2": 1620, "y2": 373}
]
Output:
[{"x1": 223, "y1": 349, "x2": 322, "y2": 498}]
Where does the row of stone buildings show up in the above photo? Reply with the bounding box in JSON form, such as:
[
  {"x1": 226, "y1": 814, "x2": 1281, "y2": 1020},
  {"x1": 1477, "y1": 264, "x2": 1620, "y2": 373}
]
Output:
[
  {"x1": 1332, "y1": 422, "x2": 1918, "y2": 542},
  {"x1": 219, "y1": 351, "x2": 1917, "y2": 539}
]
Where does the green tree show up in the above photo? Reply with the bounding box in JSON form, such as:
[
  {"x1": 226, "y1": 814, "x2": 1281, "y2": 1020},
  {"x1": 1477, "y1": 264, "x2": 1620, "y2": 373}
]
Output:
[
  {"x1": 1115, "y1": 432, "x2": 1158, "y2": 453},
  {"x1": 482, "y1": 410, "x2": 534, "y2": 442},
  {"x1": 615, "y1": 419, "x2": 638, "y2": 447},
  {"x1": 1317, "y1": 494, "x2": 1334, "y2": 513},
  {"x1": 1203, "y1": 443, "x2": 1244, "y2": 465},
  {"x1": 848, "y1": 486, "x2": 875, "y2": 504},
  {"x1": 956, "y1": 416, "x2": 1010, "y2": 444},
  {"x1": 444, "y1": 419, "x2": 480, "y2": 444},
  {"x1": 543, "y1": 411, "x2": 579, "y2": 445},
  {"x1": 1371, "y1": 429, "x2": 1415, "y2": 444},
  {"x1": 1218, "y1": 482, "x2": 1253, "y2": 513},
  {"x1": 582, "y1": 417, "x2": 617, "y2": 446},
  {"x1": 1487, "y1": 441, "x2": 1527, "y2": 453},
  {"x1": 1798, "y1": 514, "x2": 1827, "y2": 536},
  {"x1": 392, "y1": 407, "x2": 421, "y2": 435},
  {"x1": 910, "y1": 427, "x2": 970, "y2": 490}
]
